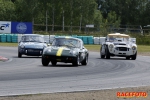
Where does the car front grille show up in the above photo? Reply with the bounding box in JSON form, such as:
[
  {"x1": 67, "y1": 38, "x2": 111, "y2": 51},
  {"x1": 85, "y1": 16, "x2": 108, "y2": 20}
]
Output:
[
  {"x1": 116, "y1": 47, "x2": 128, "y2": 51},
  {"x1": 28, "y1": 49, "x2": 40, "y2": 52},
  {"x1": 44, "y1": 55, "x2": 76, "y2": 62},
  {"x1": 118, "y1": 44, "x2": 126, "y2": 45}
]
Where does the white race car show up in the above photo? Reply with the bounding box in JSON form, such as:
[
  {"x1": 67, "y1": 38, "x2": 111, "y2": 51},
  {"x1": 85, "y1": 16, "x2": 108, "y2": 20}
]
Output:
[{"x1": 100, "y1": 33, "x2": 137, "y2": 60}]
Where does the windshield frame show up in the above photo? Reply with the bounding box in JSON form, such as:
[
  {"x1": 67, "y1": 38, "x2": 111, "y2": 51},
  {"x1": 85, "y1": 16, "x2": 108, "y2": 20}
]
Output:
[
  {"x1": 20, "y1": 35, "x2": 44, "y2": 43},
  {"x1": 107, "y1": 37, "x2": 129, "y2": 42},
  {"x1": 106, "y1": 34, "x2": 130, "y2": 42},
  {"x1": 52, "y1": 38, "x2": 81, "y2": 48}
]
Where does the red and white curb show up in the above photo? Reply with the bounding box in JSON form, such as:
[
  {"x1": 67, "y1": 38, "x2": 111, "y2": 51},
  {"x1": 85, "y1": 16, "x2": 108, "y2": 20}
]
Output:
[{"x1": 0, "y1": 56, "x2": 8, "y2": 62}]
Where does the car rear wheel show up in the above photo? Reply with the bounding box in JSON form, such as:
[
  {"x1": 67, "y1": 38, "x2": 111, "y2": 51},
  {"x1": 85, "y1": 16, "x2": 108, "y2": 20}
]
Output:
[
  {"x1": 72, "y1": 55, "x2": 80, "y2": 66},
  {"x1": 42, "y1": 56, "x2": 50, "y2": 66},
  {"x1": 81, "y1": 55, "x2": 88, "y2": 65},
  {"x1": 131, "y1": 52, "x2": 137, "y2": 60},
  {"x1": 18, "y1": 52, "x2": 22, "y2": 58},
  {"x1": 51, "y1": 61, "x2": 57, "y2": 65},
  {"x1": 105, "y1": 47, "x2": 110, "y2": 59}
]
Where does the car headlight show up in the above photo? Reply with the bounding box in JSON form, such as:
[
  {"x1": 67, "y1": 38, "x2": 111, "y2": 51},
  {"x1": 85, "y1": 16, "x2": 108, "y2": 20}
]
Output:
[
  {"x1": 21, "y1": 45, "x2": 25, "y2": 48},
  {"x1": 132, "y1": 46, "x2": 136, "y2": 50},
  {"x1": 69, "y1": 50, "x2": 76, "y2": 55},
  {"x1": 109, "y1": 44, "x2": 114, "y2": 48},
  {"x1": 43, "y1": 48, "x2": 51, "y2": 54},
  {"x1": 80, "y1": 52, "x2": 85, "y2": 57},
  {"x1": 48, "y1": 49, "x2": 51, "y2": 52}
]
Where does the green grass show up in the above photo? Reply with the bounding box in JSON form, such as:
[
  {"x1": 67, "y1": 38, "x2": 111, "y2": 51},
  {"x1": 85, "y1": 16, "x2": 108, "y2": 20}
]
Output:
[
  {"x1": 137, "y1": 45, "x2": 150, "y2": 52},
  {"x1": 0, "y1": 43, "x2": 150, "y2": 53},
  {"x1": 0, "y1": 42, "x2": 18, "y2": 47},
  {"x1": 84, "y1": 45, "x2": 100, "y2": 52},
  {"x1": 85, "y1": 45, "x2": 150, "y2": 53}
]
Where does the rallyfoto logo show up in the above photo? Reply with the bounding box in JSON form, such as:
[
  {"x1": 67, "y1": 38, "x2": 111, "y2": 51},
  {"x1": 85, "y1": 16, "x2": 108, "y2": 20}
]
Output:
[
  {"x1": 16, "y1": 22, "x2": 27, "y2": 33},
  {"x1": 0, "y1": 23, "x2": 10, "y2": 30},
  {"x1": 117, "y1": 92, "x2": 147, "y2": 98}
]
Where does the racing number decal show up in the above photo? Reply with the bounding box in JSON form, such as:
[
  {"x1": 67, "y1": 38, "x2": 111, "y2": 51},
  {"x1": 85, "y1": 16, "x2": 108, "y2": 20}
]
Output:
[{"x1": 56, "y1": 47, "x2": 64, "y2": 56}]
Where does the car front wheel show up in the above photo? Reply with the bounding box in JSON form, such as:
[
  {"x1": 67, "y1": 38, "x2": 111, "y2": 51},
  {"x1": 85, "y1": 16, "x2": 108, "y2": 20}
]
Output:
[
  {"x1": 18, "y1": 52, "x2": 22, "y2": 58},
  {"x1": 72, "y1": 55, "x2": 80, "y2": 66},
  {"x1": 131, "y1": 52, "x2": 137, "y2": 60},
  {"x1": 81, "y1": 55, "x2": 88, "y2": 65},
  {"x1": 105, "y1": 47, "x2": 110, "y2": 59},
  {"x1": 100, "y1": 47, "x2": 105, "y2": 58},
  {"x1": 42, "y1": 56, "x2": 50, "y2": 66}
]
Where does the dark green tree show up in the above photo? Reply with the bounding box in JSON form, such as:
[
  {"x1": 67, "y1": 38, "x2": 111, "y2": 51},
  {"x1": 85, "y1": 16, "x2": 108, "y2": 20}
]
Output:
[{"x1": 0, "y1": 0, "x2": 16, "y2": 21}]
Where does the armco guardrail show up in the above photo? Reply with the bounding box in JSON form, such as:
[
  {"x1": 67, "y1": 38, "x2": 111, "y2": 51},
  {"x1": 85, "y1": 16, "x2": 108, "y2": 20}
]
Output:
[
  {"x1": 0, "y1": 34, "x2": 136, "y2": 44},
  {"x1": 0, "y1": 34, "x2": 96, "y2": 44},
  {"x1": 0, "y1": 34, "x2": 18, "y2": 43}
]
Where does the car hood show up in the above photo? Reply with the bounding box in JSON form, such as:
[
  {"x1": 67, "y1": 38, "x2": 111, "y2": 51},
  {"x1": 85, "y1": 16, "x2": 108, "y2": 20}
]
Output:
[
  {"x1": 51, "y1": 46, "x2": 79, "y2": 51},
  {"x1": 20, "y1": 42, "x2": 45, "y2": 48},
  {"x1": 44, "y1": 46, "x2": 79, "y2": 56},
  {"x1": 112, "y1": 41, "x2": 136, "y2": 48},
  {"x1": 113, "y1": 42, "x2": 128, "y2": 45}
]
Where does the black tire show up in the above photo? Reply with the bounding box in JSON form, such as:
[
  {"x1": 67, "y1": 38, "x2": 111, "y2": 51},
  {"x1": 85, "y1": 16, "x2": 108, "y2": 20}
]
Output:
[
  {"x1": 72, "y1": 55, "x2": 80, "y2": 66},
  {"x1": 18, "y1": 52, "x2": 22, "y2": 58},
  {"x1": 101, "y1": 54, "x2": 105, "y2": 59},
  {"x1": 100, "y1": 47, "x2": 105, "y2": 58},
  {"x1": 51, "y1": 61, "x2": 57, "y2": 65},
  {"x1": 131, "y1": 52, "x2": 137, "y2": 60},
  {"x1": 81, "y1": 55, "x2": 88, "y2": 65},
  {"x1": 42, "y1": 56, "x2": 49, "y2": 66},
  {"x1": 126, "y1": 56, "x2": 130, "y2": 60},
  {"x1": 105, "y1": 47, "x2": 110, "y2": 59}
]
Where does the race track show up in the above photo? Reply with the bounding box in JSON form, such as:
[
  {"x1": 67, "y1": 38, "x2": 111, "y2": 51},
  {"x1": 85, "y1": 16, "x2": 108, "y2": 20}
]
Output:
[{"x1": 0, "y1": 46, "x2": 150, "y2": 96}]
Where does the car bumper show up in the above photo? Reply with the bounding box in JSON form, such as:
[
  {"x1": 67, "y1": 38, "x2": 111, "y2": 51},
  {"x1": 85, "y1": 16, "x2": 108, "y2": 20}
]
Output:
[
  {"x1": 19, "y1": 48, "x2": 43, "y2": 56},
  {"x1": 109, "y1": 48, "x2": 137, "y2": 56},
  {"x1": 42, "y1": 54, "x2": 77, "y2": 63}
]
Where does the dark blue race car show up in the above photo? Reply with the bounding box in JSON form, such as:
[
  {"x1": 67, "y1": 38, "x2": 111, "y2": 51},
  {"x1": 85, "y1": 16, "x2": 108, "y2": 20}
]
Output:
[{"x1": 18, "y1": 34, "x2": 47, "y2": 58}]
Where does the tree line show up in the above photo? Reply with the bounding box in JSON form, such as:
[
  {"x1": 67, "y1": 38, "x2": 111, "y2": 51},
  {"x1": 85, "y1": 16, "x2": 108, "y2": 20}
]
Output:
[{"x1": 0, "y1": 0, "x2": 150, "y2": 32}]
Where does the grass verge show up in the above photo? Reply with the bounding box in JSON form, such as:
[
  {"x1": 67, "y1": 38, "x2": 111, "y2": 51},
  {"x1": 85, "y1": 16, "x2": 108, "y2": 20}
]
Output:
[
  {"x1": 0, "y1": 43, "x2": 150, "y2": 53},
  {"x1": 0, "y1": 43, "x2": 18, "y2": 47}
]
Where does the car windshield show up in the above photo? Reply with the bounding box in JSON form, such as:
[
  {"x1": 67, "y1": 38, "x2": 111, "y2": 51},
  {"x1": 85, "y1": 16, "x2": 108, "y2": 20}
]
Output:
[
  {"x1": 52, "y1": 38, "x2": 81, "y2": 48},
  {"x1": 21, "y1": 35, "x2": 44, "y2": 43},
  {"x1": 108, "y1": 37, "x2": 129, "y2": 42}
]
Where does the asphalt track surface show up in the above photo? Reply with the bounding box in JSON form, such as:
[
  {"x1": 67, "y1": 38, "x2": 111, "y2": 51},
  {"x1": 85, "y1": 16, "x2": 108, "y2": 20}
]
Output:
[{"x1": 0, "y1": 46, "x2": 150, "y2": 96}]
